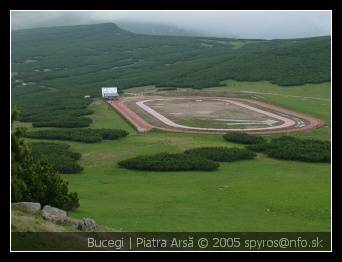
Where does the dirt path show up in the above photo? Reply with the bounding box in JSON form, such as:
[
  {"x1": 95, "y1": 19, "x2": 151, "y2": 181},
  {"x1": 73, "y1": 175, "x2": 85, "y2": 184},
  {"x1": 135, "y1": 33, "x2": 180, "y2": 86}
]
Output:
[{"x1": 110, "y1": 100, "x2": 153, "y2": 132}]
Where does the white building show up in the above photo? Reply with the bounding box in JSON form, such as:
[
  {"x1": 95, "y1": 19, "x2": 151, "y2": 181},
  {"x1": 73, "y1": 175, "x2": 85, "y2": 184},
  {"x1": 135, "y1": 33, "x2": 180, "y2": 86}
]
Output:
[{"x1": 101, "y1": 87, "x2": 119, "y2": 100}]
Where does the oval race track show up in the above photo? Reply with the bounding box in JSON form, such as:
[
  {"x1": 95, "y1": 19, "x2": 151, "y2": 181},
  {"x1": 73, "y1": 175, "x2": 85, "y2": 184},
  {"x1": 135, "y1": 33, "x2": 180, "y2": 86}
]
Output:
[{"x1": 111, "y1": 96, "x2": 325, "y2": 134}]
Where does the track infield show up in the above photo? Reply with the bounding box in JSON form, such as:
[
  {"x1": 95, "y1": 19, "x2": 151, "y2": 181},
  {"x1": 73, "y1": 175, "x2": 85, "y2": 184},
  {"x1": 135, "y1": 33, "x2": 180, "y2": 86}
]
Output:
[{"x1": 111, "y1": 96, "x2": 324, "y2": 134}]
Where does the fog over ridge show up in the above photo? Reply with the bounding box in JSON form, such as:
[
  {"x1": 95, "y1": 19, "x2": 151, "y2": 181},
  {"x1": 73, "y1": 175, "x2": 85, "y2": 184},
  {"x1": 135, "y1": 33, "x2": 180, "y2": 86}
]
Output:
[{"x1": 11, "y1": 11, "x2": 331, "y2": 39}]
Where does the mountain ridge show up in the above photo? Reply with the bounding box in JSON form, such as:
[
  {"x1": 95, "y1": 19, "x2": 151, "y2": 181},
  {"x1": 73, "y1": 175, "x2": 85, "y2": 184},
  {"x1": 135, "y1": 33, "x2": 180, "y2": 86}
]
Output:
[
  {"x1": 11, "y1": 22, "x2": 330, "y2": 127},
  {"x1": 12, "y1": 22, "x2": 330, "y2": 41}
]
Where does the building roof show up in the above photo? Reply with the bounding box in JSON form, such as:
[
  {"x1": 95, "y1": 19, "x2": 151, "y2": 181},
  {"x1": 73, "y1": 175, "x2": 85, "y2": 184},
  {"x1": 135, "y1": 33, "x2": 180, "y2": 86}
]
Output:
[{"x1": 101, "y1": 87, "x2": 118, "y2": 97}]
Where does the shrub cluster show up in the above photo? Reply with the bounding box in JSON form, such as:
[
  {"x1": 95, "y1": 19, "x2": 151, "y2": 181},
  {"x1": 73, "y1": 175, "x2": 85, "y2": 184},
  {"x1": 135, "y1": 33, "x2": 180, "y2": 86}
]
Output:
[
  {"x1": 118, "y1": 153, "x2": 219, "y2": 171},
  {"x1": 30, "y1": 142, "x2": 83, "y2": 174},
  {"x1": 247, "y1": 136, "x2": 331, "y2": 162},
  {"x1": 223, "y1": 132, "x2": 266, "y2": 144},
  {"x1": 184, "y1": 147, "x2": 256, "y2": 162},
  {"x1": 25, "y1": 128, "x2": 129, "y2": 143}
]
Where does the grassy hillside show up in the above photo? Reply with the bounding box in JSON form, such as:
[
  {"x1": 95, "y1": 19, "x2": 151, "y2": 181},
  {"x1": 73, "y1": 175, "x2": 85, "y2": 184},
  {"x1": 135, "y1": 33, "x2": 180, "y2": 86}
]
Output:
[
  {"x1": 11, "y1": 23, "x2": 330, "y2": 89},
  {"x1": 11, "y1": 23, "x2": 331, "y2": 233},
  {"x1": 57, "y1": 100, "x2": 329, "y2": 232},
  {"x1": 11, "y1": 23, "x2": 330, "y2": 127}
]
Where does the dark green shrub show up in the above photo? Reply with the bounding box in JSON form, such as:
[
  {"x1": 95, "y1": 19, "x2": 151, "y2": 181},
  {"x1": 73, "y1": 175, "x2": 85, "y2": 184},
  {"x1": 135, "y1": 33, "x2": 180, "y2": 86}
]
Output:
[
  {"x1": 118, "y1": 152, "x2": 219, "y2": 171},
  {"x1": 247, "y1": 136, "x2": 331, "y2": 162},
  {"x1": 32, "y1": 116, "x2": 93, "y2": 128},
  {"x1": 184, "y1": 147, "x2": 256, "y2": 162},
  {"x1": 223, "y1": 132, "x2": 266, "y2": 144},
  {"x1": 98, "y1": 129, "x2": 129, "y2": 140},
  {"x1": 30, "y1": 142, "x2": 83, "y2": 174},
  {"x1": 246, "y1": 143, "x2": 269, "y2": 153}
]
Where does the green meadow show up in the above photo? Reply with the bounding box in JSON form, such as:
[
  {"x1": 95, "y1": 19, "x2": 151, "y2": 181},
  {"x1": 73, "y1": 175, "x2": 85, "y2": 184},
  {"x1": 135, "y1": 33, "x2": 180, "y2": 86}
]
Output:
[{"x1": 52, "y1": 91, "x2": 331, "y2": 232}]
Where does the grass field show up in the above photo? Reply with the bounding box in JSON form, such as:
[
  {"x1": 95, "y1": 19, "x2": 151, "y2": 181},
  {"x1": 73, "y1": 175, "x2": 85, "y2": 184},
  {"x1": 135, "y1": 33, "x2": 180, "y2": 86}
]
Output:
[{"x1": 50, "y1": 95, "x2": 331, "y2": 232}]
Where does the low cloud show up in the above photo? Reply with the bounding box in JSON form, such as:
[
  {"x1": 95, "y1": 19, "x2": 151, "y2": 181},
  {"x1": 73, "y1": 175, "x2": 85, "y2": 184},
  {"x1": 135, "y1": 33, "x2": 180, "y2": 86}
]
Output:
[{"x1": 11, "y1": 10, "x2": 331, "y2": 39}]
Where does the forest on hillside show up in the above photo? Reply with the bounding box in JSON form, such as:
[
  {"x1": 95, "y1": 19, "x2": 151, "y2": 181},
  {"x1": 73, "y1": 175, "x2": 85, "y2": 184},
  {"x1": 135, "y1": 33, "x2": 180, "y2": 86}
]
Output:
[{"x1": 11, "y1": 23, "x2": 331, "y2": 127}]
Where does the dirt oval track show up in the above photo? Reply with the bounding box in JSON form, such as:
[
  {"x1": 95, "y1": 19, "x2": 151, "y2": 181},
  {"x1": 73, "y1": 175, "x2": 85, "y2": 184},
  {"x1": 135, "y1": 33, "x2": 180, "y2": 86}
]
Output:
[{"x1": 111, "y1": 96, "x2": 325, "y2": 135}]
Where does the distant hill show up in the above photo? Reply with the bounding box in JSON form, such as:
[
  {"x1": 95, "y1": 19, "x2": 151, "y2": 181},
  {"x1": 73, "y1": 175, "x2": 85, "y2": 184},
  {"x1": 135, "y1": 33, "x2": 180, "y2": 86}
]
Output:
[
  {"x1": 12, "y1": 23, "x2": 330, "y2": 89},
  {"x1": 11, "y1": 23, "x2": 331, "y2": 127}
]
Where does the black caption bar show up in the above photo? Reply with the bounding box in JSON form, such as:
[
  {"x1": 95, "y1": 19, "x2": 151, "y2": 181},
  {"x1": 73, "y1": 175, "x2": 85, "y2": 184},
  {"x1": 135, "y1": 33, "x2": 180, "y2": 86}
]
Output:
[{"x1": 12, "y1": 232, "x2": 331, "y2": 251}]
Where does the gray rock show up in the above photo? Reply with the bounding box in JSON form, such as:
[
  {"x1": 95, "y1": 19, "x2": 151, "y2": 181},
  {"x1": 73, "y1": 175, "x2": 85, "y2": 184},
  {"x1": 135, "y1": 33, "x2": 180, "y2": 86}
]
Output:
[
  {"x1": 41, "y1": 205, "x2": 67, "y2": 224},
  {"x1": 76, "y1": 218, "x2": 97, "y2": 232},
  {"x1": 11, "y1": 202, "x2": 41, "y2": 213}
]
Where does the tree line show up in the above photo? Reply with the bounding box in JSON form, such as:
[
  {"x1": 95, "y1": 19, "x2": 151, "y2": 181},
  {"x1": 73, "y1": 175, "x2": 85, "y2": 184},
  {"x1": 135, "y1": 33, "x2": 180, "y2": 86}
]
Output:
[
  {"x1": 25, "y1": 128, "x2": 129, "y2": 143},
  {"x1": 118, "y1": 152, "x2": 219, "y2": 171},
  {"x1": 118, "y1": 147, "x2": 257, "y2": 172},
  {"x1": 12, "y1": 23, "x2": 330, "y2": 128},
  {"x1": 11, "y1": 110, "x2": 79, "y2": 211},
  {"x1": 247, "y1": 136, "x2": 331, "y2": 163},
  {"x1": 222, "y1": 132, "x2": 330, "y2": 163}
]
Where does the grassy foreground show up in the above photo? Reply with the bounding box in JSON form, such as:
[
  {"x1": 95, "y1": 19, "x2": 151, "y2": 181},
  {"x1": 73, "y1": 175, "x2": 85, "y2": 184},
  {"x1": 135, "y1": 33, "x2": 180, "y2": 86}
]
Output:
[
  {"x1": 55, "y1": 97, "x2": 331, "y2": 232},
  {"x1": 11, "y1": 208, "x2": 119, "y2": 250}
]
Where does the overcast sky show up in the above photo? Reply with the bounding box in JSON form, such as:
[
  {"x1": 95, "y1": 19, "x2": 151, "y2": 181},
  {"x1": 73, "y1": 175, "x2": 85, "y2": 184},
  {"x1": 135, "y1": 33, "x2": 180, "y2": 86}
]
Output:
[{"x1": 11, "y1": 10, "x2": 331, "y2": 39}]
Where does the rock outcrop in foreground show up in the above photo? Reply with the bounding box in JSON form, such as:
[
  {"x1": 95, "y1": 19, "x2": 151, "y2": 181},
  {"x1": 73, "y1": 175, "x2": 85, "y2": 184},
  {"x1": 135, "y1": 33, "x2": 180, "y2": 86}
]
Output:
[{"x1": 12, "y1": 202, "x2": 97, "y2": 231}]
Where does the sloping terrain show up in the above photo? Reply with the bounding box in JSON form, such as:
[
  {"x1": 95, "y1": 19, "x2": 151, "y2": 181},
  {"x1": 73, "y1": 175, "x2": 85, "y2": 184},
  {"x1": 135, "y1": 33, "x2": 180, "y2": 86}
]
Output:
[{"x1": 11, "y1": 23, "x2": 330, "y2": 127}]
